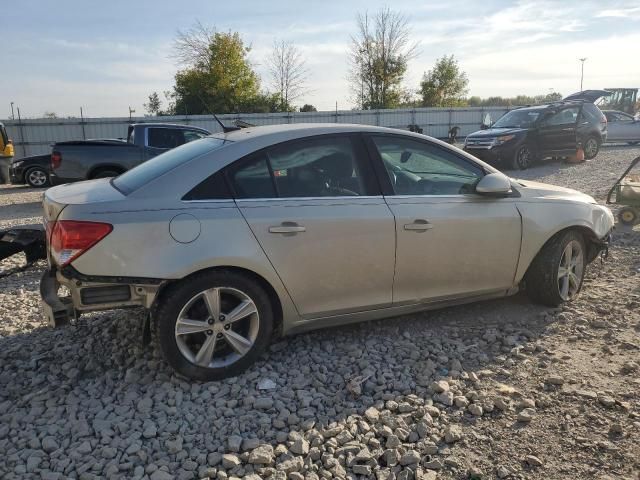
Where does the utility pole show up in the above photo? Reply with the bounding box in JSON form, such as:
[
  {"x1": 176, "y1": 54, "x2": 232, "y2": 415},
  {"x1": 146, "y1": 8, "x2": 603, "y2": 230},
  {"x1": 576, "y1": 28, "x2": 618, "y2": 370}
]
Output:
[
  {"x1": 128, "y1": 106, "x2": 136, "y2": 121},
  {"x1": 579, "y1": 58, "x2": 587, "y2": 91},
  {"x1": 10, "y1": 102, "x2": 15, "y2": 120}
]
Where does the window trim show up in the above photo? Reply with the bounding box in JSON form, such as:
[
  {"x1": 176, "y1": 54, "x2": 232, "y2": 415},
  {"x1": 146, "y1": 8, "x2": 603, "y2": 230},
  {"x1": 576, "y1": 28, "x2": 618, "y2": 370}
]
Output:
[
  {"x1": 224, "y1": 133, "x2": 381, "y2": 200},
  {"x1": 363, "y1": 133, "x2": 488, "y2": 197}
]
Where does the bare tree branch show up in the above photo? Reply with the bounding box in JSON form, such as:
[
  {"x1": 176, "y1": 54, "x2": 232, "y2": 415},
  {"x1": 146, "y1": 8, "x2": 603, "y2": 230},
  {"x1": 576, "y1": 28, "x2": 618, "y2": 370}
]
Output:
[
  {"x1": 170, "y1": 20, "x2": 217, "y2": 70},
  {"x1": 348, "y1": 7, "x2": 419, "y2": 109},
  {"x1": 267, "y1": 40, "x2": 309, "y2": 110}
]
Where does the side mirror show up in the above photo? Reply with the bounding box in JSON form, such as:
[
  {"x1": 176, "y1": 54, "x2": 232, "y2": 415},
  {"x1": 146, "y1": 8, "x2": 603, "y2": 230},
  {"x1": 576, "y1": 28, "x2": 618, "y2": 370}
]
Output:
[{"x1": 476, "y1": 172, "x2": 512, "y2": 195}]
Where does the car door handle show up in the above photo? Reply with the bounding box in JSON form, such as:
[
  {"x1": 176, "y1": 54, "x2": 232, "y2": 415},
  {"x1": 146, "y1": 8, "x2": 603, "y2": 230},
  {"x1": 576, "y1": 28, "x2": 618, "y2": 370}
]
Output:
[
  {"x1": 269, "y1": 222, "x2": 306, "y2": 234},
  {"x1": 404, "y1": 220, "x2": 433, "y2": 232}
]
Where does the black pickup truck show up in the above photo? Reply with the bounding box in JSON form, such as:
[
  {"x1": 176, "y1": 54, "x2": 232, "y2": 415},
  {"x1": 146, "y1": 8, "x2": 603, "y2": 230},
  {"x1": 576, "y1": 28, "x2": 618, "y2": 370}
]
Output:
[{"x1": 50, "y1": 123, "x2": 210, "y2": 185}]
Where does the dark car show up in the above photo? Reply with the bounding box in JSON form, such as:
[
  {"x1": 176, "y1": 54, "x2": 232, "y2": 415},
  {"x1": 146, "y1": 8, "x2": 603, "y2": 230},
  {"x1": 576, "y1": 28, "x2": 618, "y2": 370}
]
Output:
[
  {"x1": 9, "y1": 153, "x2": 50, "y2": 187},
  {"x1": 464, "y1": 93, "x2": 608, "y2": 170}
]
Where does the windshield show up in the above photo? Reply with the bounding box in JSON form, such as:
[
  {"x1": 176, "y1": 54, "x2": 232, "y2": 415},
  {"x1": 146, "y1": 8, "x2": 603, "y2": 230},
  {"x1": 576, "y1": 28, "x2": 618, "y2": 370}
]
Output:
[
  {"x1": 493, "y1": 109, "x2": 541, "y2": 128},
  {"x1": 113, "y1": 137, "x2": 228, "y2": 195}
]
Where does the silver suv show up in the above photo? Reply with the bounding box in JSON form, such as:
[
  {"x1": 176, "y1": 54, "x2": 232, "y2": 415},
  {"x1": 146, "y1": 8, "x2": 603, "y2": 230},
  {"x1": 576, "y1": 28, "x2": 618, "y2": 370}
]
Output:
[{"x1": 40, "y1": 124, "x2": 613, "y2": 380}]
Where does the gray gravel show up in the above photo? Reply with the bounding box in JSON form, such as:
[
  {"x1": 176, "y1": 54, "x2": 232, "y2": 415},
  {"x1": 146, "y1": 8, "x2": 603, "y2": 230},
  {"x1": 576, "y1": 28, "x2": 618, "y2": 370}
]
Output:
[{"x1": 1, "y1": 146, "x2": 639, "y2": 480}]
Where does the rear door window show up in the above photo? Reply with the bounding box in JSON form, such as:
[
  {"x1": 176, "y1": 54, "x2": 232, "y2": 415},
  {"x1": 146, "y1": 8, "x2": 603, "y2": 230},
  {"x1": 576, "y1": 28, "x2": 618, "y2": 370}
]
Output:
[{"x1": 147, "y1": 128, "x2": 185, "y2": 149}]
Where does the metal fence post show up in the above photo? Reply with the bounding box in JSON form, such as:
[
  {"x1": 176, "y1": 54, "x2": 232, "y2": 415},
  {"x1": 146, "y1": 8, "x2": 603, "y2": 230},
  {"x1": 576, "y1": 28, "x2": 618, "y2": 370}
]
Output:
[
  {"x1": 80, "y1": 107, "x2": 86, "y2": 140},
  {"x1": 17, "y1": 108, "x2": 27, "y2": 157}
]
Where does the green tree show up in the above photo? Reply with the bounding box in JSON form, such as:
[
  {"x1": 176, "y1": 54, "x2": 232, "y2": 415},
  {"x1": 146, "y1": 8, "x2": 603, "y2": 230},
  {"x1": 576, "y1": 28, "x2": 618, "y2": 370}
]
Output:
[
  {"x1": 171, "y1": 26, "x2": 260, "y2": 114},
  {"x1": 419, "y1": 55, "x2": 469, "y2": 107},
  {"x1": 299, "y1": 104, "x2": 317, "y2": 112},
  {"x1": 349, "y1": 7, "x2": 418, "y2": 110},
  {"x1": 144, "y1": 92, "x2": 162, "y2": 116}
]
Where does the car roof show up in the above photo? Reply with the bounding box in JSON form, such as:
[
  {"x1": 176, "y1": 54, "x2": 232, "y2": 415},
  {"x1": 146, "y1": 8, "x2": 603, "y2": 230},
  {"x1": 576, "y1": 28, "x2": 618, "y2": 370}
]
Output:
[
  {"x1": 131, "y1": 123, "x2": 209, "y2": 131},
  {"x1": 212, "y1": 123, "x2": 427, "y2": 143}
]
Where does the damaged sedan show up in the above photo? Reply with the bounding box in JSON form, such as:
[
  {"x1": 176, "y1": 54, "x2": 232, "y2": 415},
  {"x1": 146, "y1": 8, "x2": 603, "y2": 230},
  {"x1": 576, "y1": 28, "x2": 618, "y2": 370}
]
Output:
[{"x1": 39, "y1": 124, "x2": 613, "y2": 380}]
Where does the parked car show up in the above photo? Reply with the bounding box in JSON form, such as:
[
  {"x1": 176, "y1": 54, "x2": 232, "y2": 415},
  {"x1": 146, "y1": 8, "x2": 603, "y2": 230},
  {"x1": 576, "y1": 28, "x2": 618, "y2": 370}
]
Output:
[
  {"x1": 9, "y1": 153, "x2": 50, "y2": 187},
  {"x1": 464, "y1": 95, "x2": 608, "y2": 169},
  {"x1": 49, "y1": 123, "x2": 210, "y2": 185},
  {"x1": 603, "y1": 110, "x2": 640, "y2": 145},
  {"x1": 40, "y1": 124, "x2": 613, "y2": 380}
]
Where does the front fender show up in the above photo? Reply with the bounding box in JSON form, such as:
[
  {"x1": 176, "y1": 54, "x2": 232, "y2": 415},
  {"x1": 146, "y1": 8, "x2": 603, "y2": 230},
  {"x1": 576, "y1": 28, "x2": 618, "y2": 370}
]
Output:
[{"x1": 515, "y1": 201, "x2": 613, "y2": 282}]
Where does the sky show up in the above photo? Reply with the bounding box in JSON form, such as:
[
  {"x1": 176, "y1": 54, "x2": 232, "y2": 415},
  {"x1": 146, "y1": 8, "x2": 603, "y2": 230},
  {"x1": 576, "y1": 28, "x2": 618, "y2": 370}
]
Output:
[{"x1": 2, "y1": 0, "x2": 640, "y2": 118}]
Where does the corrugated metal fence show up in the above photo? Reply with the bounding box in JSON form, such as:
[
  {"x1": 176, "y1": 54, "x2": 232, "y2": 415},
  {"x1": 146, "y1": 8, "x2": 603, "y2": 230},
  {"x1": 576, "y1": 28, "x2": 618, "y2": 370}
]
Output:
[{"x1": 3, "y1": 106, "x2": 510, "y2": 159}]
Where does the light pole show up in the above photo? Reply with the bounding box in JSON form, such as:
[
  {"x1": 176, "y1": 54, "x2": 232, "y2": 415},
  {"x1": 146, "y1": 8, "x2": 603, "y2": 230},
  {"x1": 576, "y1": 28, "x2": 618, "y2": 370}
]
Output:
[
  {"x1": 10, "y1": 102, "x2": 15, "y2": 120},
  {"x1": 579, "y1": 58, "x2": 587, "y2": 91}
]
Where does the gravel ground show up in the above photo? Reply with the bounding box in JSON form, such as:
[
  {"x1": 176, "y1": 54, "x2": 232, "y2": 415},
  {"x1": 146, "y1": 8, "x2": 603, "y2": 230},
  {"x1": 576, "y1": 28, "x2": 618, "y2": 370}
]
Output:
[{"x1": 0, "y1": 145, "x2": 639, "y2": 480}]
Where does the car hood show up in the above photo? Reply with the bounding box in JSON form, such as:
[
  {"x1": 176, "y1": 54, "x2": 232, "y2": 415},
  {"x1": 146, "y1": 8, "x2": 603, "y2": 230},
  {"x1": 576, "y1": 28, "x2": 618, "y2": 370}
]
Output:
[
  {"x1": 467, "y1": 127, "x2": 527, "y2": 138},
  {"x1": 514, "y1": 178, "x2": 596, "y2": 203}
]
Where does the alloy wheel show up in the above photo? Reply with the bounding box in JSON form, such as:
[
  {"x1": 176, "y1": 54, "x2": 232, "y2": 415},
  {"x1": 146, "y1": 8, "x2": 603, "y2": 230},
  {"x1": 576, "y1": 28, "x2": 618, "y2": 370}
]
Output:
[
  {"x1": 174, "y1": 287, "x2": 259, "y2": 368},
  {"x1": 557, "y1": 240, "x2": 584, "y2": 301},
  {"x1": 516, "y1": 146, "x2": 531, "y2": 169},
  {"x1": 584, "y1": 138, "x2": 598, "y2": 158},
  {"x1": 27, "y1": 169, "x2": 48, "y2": 187}
]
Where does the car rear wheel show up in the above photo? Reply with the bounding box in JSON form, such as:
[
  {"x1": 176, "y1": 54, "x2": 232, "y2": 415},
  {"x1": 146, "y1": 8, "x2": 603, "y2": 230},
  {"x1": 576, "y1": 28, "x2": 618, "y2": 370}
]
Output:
[
  {"x1": 618, "y1": 207, "x2": 638, "y2": 226},
  {"x1": 526, "y1": 230, "x2": 586, "y2": 306},
  {"x1": 512, "y1": 144, "x2": 533, "y2": 170},
  {"x1": 154, "y1": 270, "x2": 273, "y2": 381},
  {"x1": 583, "y1": 137, "x2": 600, "y2": 160},
  {"x1": 25, "y1": 167, "x2": 49, "y2": 188}
]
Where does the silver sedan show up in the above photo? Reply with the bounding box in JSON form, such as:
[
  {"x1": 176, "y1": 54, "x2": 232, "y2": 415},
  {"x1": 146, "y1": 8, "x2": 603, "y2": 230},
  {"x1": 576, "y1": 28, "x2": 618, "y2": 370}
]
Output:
[
  {"x1": 604, "y1": 110, "x2": 640, "y2": 145},
  {"x1": 40, "y1": 124, "x2": 614, "y2": 380}
]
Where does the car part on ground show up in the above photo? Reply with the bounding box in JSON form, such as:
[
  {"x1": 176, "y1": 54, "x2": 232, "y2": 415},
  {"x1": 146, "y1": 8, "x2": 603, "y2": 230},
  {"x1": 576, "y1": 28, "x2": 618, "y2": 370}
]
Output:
[
  {"x1": 607, "y1": 155, "x2": 640, "y2": 226},
  {"x1": 0, "y1": 224, "x2": 46, "y2": 278},
  {"x1": 464, "y1": 93, "x2": 608, "y2": 169},
  {"x1": 38, "y1": 123, "x2": 614, "y2": 380}
]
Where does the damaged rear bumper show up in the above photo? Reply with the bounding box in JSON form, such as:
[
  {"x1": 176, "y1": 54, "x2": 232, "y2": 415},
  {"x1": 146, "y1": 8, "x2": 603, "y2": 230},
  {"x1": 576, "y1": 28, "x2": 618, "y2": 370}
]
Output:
[{"x1": 40, "y1": 265, "x2": 165, "y2": 327}]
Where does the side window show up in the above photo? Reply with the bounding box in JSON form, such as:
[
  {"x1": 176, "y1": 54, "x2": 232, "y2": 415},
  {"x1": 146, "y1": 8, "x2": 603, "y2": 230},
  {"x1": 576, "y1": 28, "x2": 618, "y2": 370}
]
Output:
[
  {"x1": 266, "y1": 136, "x2": 367, "y2": 197},
  {"x1": 229, "y1": 154, "x2": 276, "y2": 199},
  {"x1": 183, "y1": 171, "x2": 231, "y2": 200},
  {"x1": 371, "y1": 136, "x2": 483, "y2": 196},
  {"x1": 147, "y1": 128, "x2": 184, "y2": 149},
  {"x1": 542, "y1": 107, "x2": 580, "y2": 126},
  {"x1": 183, "y1": 130, "x2": 208, "y2": 143}
]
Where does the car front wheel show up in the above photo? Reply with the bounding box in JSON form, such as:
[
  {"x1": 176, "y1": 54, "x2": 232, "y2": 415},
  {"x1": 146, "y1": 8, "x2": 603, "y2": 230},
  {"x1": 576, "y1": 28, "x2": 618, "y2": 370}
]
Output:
[
  {"x1": 512, "y1": 144, "x2": 534, "y2": 170},
  {"x1": 154, "y1": 270, "x2": 273, "y2": 381},
  {"x1": 526, "y1": 230, "x2": 586, "y2": 306},
  {"x1": 25, "y1": 167, "x2": 49, "y2": 188}
]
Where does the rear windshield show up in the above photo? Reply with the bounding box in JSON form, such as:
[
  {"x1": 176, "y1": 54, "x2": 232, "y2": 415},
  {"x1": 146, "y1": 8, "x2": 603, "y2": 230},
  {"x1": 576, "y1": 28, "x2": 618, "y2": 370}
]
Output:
[{"x1": 113, "y1": 137, "x2": 227, "y2": 195}]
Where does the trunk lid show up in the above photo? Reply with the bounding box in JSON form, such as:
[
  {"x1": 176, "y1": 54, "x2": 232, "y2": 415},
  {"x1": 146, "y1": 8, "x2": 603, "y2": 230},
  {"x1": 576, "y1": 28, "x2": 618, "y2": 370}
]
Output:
[
  {"x1": 563, "y1": 90, "x2": 612, "y2": 103},
  {"x1": 43, "y1": 179, "x2": 126, "y2": 223}
]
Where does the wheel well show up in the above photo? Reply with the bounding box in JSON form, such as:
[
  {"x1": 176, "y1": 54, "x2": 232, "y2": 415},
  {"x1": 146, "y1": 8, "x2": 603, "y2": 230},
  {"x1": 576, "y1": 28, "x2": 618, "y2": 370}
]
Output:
[
  {"x1": 154, "y1": 266, "x2": 285, "y2": 339},
  {"x1": 88, "y1": 165, "x2": 126, "y2": 179},
  {"x1": 525, "y1": 226, "x2": 601, "y2": 280}
]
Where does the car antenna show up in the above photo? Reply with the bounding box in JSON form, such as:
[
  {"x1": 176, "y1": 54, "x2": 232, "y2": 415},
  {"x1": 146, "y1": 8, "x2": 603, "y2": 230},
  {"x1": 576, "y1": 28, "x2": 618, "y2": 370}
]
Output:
[{"x1": 212, "y1": 113, "x2": 241, "y2": 133}]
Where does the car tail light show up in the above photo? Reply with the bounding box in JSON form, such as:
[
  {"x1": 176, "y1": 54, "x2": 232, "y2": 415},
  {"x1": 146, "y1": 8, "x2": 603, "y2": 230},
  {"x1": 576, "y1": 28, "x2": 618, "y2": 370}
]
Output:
[
  {"x1": 49, "y1": 220, "x2": 112, "y2": 266},
  {"x1": 51, "y1": 151, "x2": 62, "y2": 169}
]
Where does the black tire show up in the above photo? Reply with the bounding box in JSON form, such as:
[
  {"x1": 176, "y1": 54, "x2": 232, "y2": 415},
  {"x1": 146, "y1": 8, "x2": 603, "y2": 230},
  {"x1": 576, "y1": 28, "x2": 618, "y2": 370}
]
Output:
[
  {"x1": 93, "y1": 170, "x2": 121, "y2": 179},
  {"x1": 525, "y1": 230, "x2": 586, "y2": 307},
  {"x1": 618, "y1": 207, "x2": 639, "y2": 226},
  {"x1": 154, "y1": 270, "x2": 273, "y2": 381},
  {"x1": 24, "y1": 167, "x2": 50, "y2": 188},
  {"x1": 512, "y1": 144, "x2": 534, "y2": 170},
  {"x1": 583, "y1": 136, "x2": 600, "y2": 160}
]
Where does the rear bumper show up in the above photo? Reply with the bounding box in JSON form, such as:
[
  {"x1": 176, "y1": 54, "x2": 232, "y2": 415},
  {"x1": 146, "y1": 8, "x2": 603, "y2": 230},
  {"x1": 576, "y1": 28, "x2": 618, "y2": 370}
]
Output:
[
  {"x1": 40, "y1": 265, "x2": 165, "y2": 327},
  {"x1": 49, "y1": 174, "x2": 80, "y2": 186}
]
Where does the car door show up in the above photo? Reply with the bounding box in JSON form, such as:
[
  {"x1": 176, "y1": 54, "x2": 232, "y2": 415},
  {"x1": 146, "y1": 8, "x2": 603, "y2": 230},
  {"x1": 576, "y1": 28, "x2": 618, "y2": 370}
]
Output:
[
  {"x1": 366, "y1": 134, "x2": 522, "y2": 305},
  {"x1": 229, "y1": 134, "x2": 396, "y2": 319},
  {"x1": 537, "y1": 106, "x2": 580, "y2": 154},
  {"x1": 612, "y1": 112, "x2": 638, "y2": 141}
]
